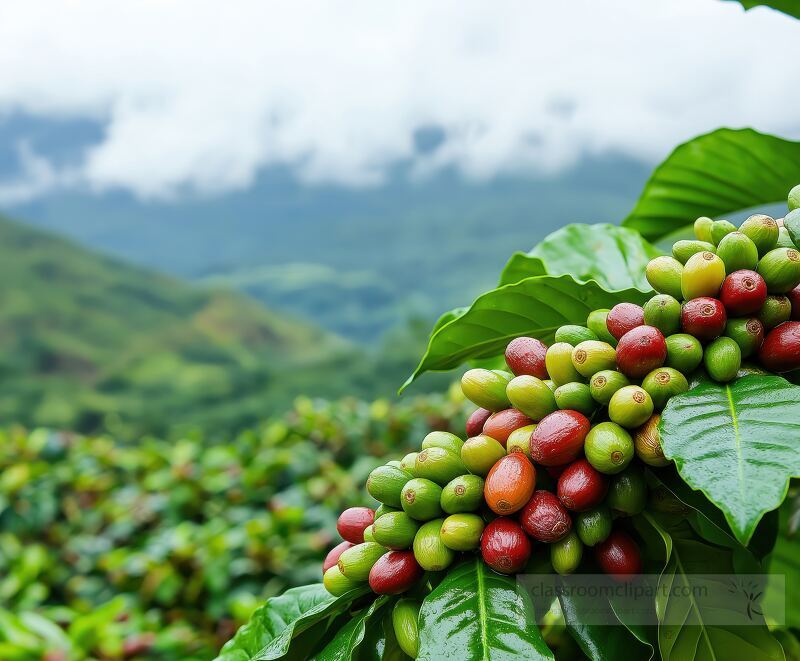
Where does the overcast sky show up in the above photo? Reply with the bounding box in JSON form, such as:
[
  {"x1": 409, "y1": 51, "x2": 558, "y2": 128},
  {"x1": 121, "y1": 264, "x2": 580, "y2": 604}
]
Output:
[{"x1": 0, "y1": 0, "x2": 798, "y2": 203}]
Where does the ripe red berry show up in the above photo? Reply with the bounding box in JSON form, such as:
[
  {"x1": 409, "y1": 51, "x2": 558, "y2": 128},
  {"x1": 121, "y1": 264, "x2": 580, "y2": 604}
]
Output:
[
  {"x1": 719, "y1": 270, "x2": 768, "y2": 316},
  {"x1": 466, "y1": 408, "x2": 493, "y2": 438},
  {"x1": 369, "y1": 551, "x2": 424, "y2": 594},
  {"x1": 529, "y1": 410, "x2": 591, "y2": 466},
  {"x1": 336, "y1": 507, "x2": 375, "y2": 544},
  {"x1": 759, "y1": 321, "x2": 800, "y2": 373},
  {"x1": 606, "y1": 303, "x2": 645, "y2": 341},
  {"x1": 519, "y1": 490, "x2": 572, "y2": 543},
  {"x1": 505, "y1": 337, "x2": 549, "y2": 378},
  {"x1": 595, "y1": 530, "x2": 642, "y2": 581},
  {"x1": 480, "y1": 518, "x2": 532, "y2": 574},
  {"x1": 681, "y1": 297, "x2": 727, "y2": 342},
  {"x1": 482, "y1": 408, "x2": 533, "y2": 446},
  {"x1": 789, "y1": 285, "x2": 800, "y2": 321},
  {"x1": 615, "y1": 325, "x2": 667, "y2": 379},
  {"x1": 557, "y1": 459, "x2": 608, "y2": 512},
  {"x1": 323, "y1": 541, "x2": 354, "y2": 573},
  {"x1": 485, "y1": 453, "x2": 536, "y2": 515}
]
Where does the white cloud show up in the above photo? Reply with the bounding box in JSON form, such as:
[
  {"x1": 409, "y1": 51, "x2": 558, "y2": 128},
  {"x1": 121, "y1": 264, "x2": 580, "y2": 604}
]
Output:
[{"x1": 0, "y1": 0, "x2": 797, "y2": 202}]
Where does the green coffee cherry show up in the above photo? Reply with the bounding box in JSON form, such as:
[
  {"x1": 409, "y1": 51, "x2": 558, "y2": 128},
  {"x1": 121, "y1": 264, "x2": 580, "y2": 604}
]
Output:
[
  {"x1": 375, "y1": 504, "x2": 399, "y2": 520},
  {"x1": 682, "y1": 251, "x2": 726, "y2": 300},
  {"x1": 785, "y1": 210, "x2": 800, "y2": 250},
  {"x1": 413, "y1": 519, "x2": 454, "y2": 571},
  {"x1": 338, "y1": 542, "x2": 388, "y2": 581},
  {"x1": 607, "y1": 466, "x2": 647, "y2": 516},
  {"x1": 589, "y1": 370, "x2": 630, "y2": 406},
  {"x1": 725, "y1": 318, "x2": 764, "y2": 358},
  {"x1": 441, "y1": 474, "x2": 485, "y2": 514},
  {"x1": 440, "y1": 513, "x2": 485, "y2": 551},
  {"x1": 460, "y1": 435, "x2": 506, "y2": 477},
  {"x1": 400, "y1": 453, "x2": 418, "y2": 474},
  {"x1": 643, "y1": 294, "x2": 681, "y2": 335},
  {"x1": 543, "y1": 379, "x2": 557, "y2": 392},
  {"x1": 554, "y1": 382, "x2": 596, "y2": 417},
  {"x1": 609, "y1": 386, "x2": 654, "y2": 429},
  {"x1": 790, "y1": 184, "x2": 800, "y2": 211},
  {"x1": 716, "y1": 232, "x2": 759, "y2": 273},
  {"x1": 373, "y1": 511, "x2": 420, "y2": 549},
  {"x1": 363, "y1": 524, "x2": 376, "y2": 542},
  {"x1": 758, "y1": 295, "x2": 792, "y2": 330},
  {"x1": 460, "y1": 368, "x2": 512, "y2": 411},
  {"x1": 506, "y1": 375, "x2": 557, "y2": 421},
  {"x1": 392, "y1": 599, "x2": 420, "y2": 658},
  {"x1": 571, "y1": 340, "x2": 617, "y2": 378},
  {"x1": 664, "y1": 333, "x2": 703, "y2": 373},
  {"x1": 757, "y1": 247, "x2": 800, "y2": 293},
  {"x1": 694, "y1": 216, "x2": 714, "y2": 243},
  {"x1": 367, "y1": 465, "x2": 413, "y2": 508},
  {"x1": 387, "y1": 460, "x2": 402, "y2": 468},
  {"x1": 703, "y1": 337, "x2": 741, "y2": 383},
  {"x1": 575, "y1": 506, "x2": 613, "y2": 547},
  {"x1": 324, "y1": 565, "x2": 361, "y2": 595},
  {"x1": 646, "y1": 257, "x2": 684, "y2": 300},
  {"x1": 777, "y1": 227, "x2": 796, "y2": 249},
  {"x1": 506, "y1": 424, "x2": 536, "y2": 457},
  {"x1": 587, "y1": 309, "x2": 618, "y2": 345},
  {"x1": 740, "y1": 214, "x2": 779, "y2": 257},
  {"x1": 555, "y1": 324, "x2": 598, "y2": 345},
  {"x1": 545, "y1": 342, "x2": 584, "y2": 386},
  {"x1": 710, "y1": 219, "x2": 737, "y2": 245},
  {"x1": 673, "y1": 240, "x2": 716, "y2": 264},
  {"x1": 641, "y1": 367, "x2": 689, "y2": 410},
  {"x1": 414, "y1": 447, "x2": 467, "y2": 486},
  {"x1": 421, "y1": 431, "x2": 464, "y2": 455},
  {"x1": 634, "y1": 415, "x2": 670, "y2": 467},
  {"x1": 401, "y1": 478, "x2": 444, "y2": 521},
  {"x1": 584, "y1": 422, "x2": 633, "y2": 474},
  {"x1": 551, "y1": 531, "x2": 583, "y2": 576}
]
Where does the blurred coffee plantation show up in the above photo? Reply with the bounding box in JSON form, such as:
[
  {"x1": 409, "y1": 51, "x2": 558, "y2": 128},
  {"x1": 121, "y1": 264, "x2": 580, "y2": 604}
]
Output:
[{"x1": 0, "y1": 391, "x2": 469, "y2": 660}]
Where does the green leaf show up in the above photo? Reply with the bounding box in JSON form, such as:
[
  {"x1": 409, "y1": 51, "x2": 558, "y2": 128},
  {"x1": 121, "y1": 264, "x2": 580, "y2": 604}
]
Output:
[
  {"x1": 765, "y1": 494, "x2": 800, "y2": 628},
  {"x1": 527, "y1": 224, "x2": 661, "y2": 292},
  {"x1": 723, "y1": 0, "x2": 800, "y2": 19},
  {"x1": 645, "y1": 513, "x2": 784, "y2": 661},
  {"x1": 214, "y1": 583, "x2": 369, "y2": 661},
  {"x1": 660, "y1": 374, "x2": 800, "y2": 546},
  {"x1": 418, "y1": 558, "x2": 554, "y2": 660},
  {"x1": 498, "y1": 253, "x2": 547, "y2": 286},
  {"x1": 316, "y1": 597, "x2": 389, "y2": 661},
  {"x1": 622, "y1": 128, "x2": 800, "y2": 241},
  {"x1": 402, "y1": 274, "x2": 650, "y2": 390}
]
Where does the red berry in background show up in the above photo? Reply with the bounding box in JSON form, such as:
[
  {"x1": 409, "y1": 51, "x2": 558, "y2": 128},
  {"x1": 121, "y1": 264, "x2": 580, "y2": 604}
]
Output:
[
  {"x1": 480, "y1": 518, "x2": 532, "y2": 574},
  {"x1": 368, "y1": 551, "x2": 423, "y2": 595},
  {"x1": 529, "y1": 410, "x2": 591, "y2": 466},
  {"x1": 759, "y1": 322, "x2": 800, "y2": 373},
  {"x1": 681, "y1": 297, "x2": 727, "y2": 342},
  {"x1": 519, "y1": 490, "x2": 572, "y2": 543},
  {"x1": 485, "y1": 453, "x2": 536, "y2": 515},
  {"x1": 505, "y1": 337, "x2": 549, "y2": 378},
  {"x1": 557, "y1": 459, "x2": 608, "y2": 512},
  {"x1": 336, "y1": 507, "x2": 375, "y2": 544},
  {"x1": 595, "y1": 530, "x2": 642, "y2": 581},
  {"x1": 482, "y1": 408, "x2": 533, "y2": 446},
  {"x1": 719, "y1": 270, "x2": 768, "y2": 316},
  {"x1": 466, "y1": 408, "x2": 493, "y2": 438},
  {"x1": 323, "y1": 541, "x2": 354, "y2": 573},
  {"x1": 790, "y1": 285, "x2": 800, "y2": 321},
  {"x1": 615, "y1": 325, "x2": 667, "y2": 379},
  {"x1": 606, "y1": 303, "x2": 645, "y2": 341}
]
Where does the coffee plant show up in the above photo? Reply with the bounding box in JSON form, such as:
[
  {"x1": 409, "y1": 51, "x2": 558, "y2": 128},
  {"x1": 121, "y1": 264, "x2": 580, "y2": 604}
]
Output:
[{"x1": 216, "y1": 128, "x2": 800, "y2": 661}]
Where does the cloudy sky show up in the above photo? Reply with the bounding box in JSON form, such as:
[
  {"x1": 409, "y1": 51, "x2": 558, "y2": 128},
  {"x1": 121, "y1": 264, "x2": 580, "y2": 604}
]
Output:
[{"x1": 0, "y1": 0, "x2": 798, "y2": 203}]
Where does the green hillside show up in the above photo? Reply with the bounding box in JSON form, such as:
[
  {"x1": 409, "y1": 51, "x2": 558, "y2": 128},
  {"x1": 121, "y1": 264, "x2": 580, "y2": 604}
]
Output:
[{"x1": 0, "y1": 216, "x2": 394, "y2": 437}]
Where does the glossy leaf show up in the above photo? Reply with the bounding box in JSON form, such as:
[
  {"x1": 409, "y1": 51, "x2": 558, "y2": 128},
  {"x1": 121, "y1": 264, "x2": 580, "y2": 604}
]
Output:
[
  {"x1": 418, "y1": 559, "x2": 554, "y2": 660},
  {"x1": 317, "y1": 597, "x2": 389, "y2": 661},
  {"x1": 723, "y1": 0, "x2": 800, "y2": 19},
  {"x1": 214, "y1": 583, "x2": 369, "y2": 661},
  {"x1": 645, "y1": 514, "x2": 783, "y2": 661},
  {"x1": 660, "y1": 375, "x2": 800, "y2": 545},
  {"x1": 498, "y1": 253, "x2": 547, "y2": 286},
  {"x1": 622, "y1": 128, "x2": 800, "y2": 241},
  {"x1": 527, "y1": 224, "x2": 661, "y2": 292},
  {"x1": 403, "y1": 274, "x2": 650, "y2": 390},
  {"x1": 764, "y1": 495, "x2": 800, "y2": 628}
]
